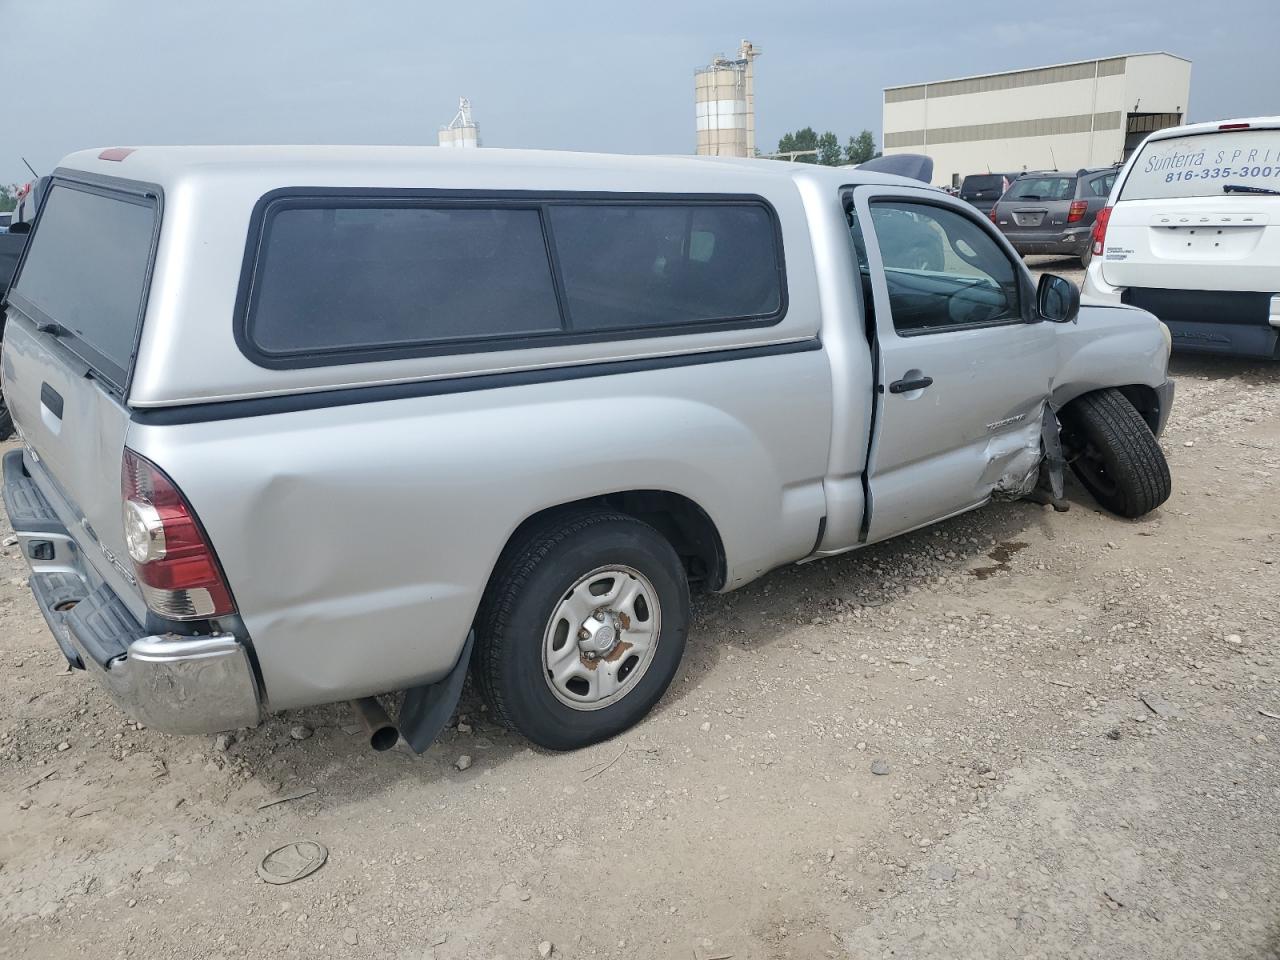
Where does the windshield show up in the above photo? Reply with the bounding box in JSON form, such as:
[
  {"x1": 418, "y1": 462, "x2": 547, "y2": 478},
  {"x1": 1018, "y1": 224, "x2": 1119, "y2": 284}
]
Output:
[
  {"x1": 9, "y1": 182, "x2": 158, "y2": 389},
  {"x1": 1005, "y1": 176, "x2": 1075, "y2": 201},
  {"x1": 1119, "y1": 128, "x2": 1280, "y2": 200}
]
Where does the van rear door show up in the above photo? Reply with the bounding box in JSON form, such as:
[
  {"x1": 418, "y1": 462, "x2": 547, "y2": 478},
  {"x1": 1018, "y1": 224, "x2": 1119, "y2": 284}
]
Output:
[
  {"x1": 1102, "y1": 126, "x2": 1280, "y2": 295},
  {"x1": 1, "y1": 176, "x2": 160, "y2": 620}
]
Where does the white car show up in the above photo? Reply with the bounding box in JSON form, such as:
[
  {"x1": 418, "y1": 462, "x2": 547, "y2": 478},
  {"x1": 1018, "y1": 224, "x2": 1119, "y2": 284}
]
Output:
[{"x1": 1083, "y1": 117, "x2": 1280, "y2": 359}]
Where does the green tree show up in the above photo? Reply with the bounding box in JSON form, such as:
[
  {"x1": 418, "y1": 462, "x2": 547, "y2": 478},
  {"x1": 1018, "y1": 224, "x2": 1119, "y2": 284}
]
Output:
[
  {"x1": 776, "y1": 126, "x2": 819, "y2": 162},
  {"x1": 844, "y1": 130, "x2": 880, "y2": 166},
  {"x1": 816, "y1": 131, "x2": 842, "y2": 166},
  {"x1": 0, "y1": 185, "x2": 15, "y2": 214}
]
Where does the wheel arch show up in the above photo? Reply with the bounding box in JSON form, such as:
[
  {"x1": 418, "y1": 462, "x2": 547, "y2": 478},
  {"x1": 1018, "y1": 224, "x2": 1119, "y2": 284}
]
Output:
[
  {"x1": 1057, "y1": 382, "x2": 1163, "y2": 436},
  {"x1": 486, "y1": 490, "x2": 728, "y2": 599},
  {"x1": 1114, "y1": 384, "x2": 1161, "y2": 435}
]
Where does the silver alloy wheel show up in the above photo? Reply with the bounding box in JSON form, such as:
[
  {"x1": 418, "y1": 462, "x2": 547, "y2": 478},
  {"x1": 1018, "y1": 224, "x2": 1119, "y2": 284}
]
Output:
[{"x1": 541, "y1": 564, "x2": 662, "y2": 711}]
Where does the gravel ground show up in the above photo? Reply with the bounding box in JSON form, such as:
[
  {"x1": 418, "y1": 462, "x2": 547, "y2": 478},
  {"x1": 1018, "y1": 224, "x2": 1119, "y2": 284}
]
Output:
[{"x1": 1, "y1": 301, "x2": 1277, "y2": 959}]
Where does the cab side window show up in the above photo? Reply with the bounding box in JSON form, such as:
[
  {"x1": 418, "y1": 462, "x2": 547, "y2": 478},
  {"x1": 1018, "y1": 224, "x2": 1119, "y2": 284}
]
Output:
[{"x1": 869, "y1": 201, "x2": 1022, "y2": 335}]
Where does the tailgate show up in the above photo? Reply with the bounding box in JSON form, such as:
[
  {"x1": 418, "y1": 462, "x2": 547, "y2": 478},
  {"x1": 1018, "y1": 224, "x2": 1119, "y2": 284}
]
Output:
[
  {"x1": 0, "y1": 178, "x2": 161, "y2": 621},
  {"x1": 1100, "y1": 201, "x2": 1280, "y2": 290},
  {"x1": 1102, "y1": 128, "x2": 1280, "y2": 291}
]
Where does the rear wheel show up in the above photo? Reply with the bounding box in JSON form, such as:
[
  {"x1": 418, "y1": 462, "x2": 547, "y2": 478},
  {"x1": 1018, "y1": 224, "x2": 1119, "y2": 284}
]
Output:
[
  {"x1": 1060, "y1": 388, "x2": 1171, "y2": 518},
  {"x1": 474, "y1": 512, "x2": 690, "y2": 750}
]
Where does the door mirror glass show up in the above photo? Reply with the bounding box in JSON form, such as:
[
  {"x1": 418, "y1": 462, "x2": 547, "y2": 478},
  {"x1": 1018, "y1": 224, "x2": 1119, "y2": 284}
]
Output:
[{"x1": 1037, "y1": 273, "x2": 1080, "y2": 323}]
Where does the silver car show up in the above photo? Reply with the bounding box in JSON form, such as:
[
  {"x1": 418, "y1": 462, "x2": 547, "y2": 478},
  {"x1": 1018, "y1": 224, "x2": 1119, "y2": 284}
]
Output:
[{"x1": 1, "y1": 146, "x2": 1174, "y2": 753}]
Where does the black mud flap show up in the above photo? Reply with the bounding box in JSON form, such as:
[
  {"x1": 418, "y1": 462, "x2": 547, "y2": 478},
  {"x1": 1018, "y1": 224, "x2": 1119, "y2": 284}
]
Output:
[{"x1": 397, "y1": 630, "x2": 475, "y2": 754}]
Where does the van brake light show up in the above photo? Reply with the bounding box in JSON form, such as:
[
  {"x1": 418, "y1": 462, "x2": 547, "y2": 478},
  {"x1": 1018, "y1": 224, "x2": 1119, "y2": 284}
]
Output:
[
  {"x1": 122, "y1": 449, "x2": 236, "y2": 620},
  {"x1": 1219, "y1": 123, "x2": 1251, "y2": 131},
  {"x1": 1091, "y1": 205, "x2": 1113, "y2": 257}
]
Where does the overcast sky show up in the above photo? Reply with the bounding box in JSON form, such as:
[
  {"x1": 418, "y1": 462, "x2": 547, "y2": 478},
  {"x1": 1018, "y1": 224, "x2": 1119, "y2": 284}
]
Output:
[{"x1": 4, "y1": 0, "x2": 1275, "y2": 185}]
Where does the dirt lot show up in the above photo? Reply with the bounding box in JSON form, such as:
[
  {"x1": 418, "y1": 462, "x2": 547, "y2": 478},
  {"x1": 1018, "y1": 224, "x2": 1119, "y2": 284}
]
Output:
[{"x1": 2, "y1": 281, "x2": 1278, "y2": 959}]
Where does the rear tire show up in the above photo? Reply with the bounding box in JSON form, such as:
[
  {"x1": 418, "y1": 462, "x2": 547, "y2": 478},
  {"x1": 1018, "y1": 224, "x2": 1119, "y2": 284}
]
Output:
[
  {"x1": 474, "y1": 511, "x2": 690, "y2": 750},
  {"x1": 1060, "y1": 388, "x2": 1171, "y2": 518},
  {"x1": 0, "y1": 397, "x2": 12, "y2": 442}
]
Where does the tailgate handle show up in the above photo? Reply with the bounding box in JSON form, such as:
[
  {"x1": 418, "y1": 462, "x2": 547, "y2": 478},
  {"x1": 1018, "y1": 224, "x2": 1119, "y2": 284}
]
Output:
[{"x1": 40, "y1": 383, "x2": 64, "y2": 420}]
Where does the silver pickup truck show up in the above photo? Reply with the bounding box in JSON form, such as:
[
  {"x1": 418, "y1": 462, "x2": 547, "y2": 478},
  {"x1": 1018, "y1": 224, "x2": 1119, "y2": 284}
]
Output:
[{"x1": 0, "y1": 146, "x2": 1173, "y2": 752}]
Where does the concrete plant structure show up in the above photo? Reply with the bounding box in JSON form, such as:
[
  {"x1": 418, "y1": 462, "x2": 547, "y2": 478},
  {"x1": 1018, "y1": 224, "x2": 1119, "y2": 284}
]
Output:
[
  {"x1": 883, "y1": 53, "x2": 1191, "y2": 187},
  {"x1": 438, "y1": 97, "x2": 481, "y2": 149},
  {"x1": 695, "y1": 40, "x2": 761, "y2": 157}
]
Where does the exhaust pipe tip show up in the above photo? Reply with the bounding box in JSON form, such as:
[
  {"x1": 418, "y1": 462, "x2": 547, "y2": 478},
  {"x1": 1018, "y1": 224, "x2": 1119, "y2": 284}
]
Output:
[
  {"x1": 350, "y1": 696, "x2": 400, "y2": 752},
  {"x1": 368, "y1": 724, "x2": 399, "y2": 752}
]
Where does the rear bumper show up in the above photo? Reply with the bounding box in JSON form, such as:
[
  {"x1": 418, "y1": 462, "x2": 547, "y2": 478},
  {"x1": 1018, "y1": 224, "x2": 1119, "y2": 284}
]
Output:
[
  {"x1": 3, "y1": 448, "x2": 261, "y2": 734},
  {"x1": 1120, "y1": 289, "x2": 1280, "y2": 359},
  {"x1": 1008, "y1": 228, "x2": 1091, "y2": 257}
]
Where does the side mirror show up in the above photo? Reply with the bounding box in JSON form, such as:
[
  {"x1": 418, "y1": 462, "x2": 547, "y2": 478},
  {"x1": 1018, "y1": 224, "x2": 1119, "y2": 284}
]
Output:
[
  {"x1": 1037, "y1": 273, "x2": 1080, "y2": 323},
  {"x1": 7, "y1": 221, "x2": 30, "y2": 235}
]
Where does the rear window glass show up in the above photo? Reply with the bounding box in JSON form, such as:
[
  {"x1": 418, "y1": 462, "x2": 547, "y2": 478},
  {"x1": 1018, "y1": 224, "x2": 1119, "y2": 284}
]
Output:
[
  {"x1": 548, "y1": 204, "x2": 782, "y2": 331},
  {"x1": 1005, "y1": 176, "x2": 1076, "y2": 201},
  {"x1": 1120, "y1": 129, "x2": 1280, "y2": 200},
  {"x1": 249, "y1": 205, "x2": 562, "y2": 355},
  {"x1": 9, "y1": 183, "x2": 157, "y2": 387},
  {"x1": 244, "y1": 197, "x2": 784, "y2": 364},
  {"x1": 959, "y1": 175, "x2": 1008, "y2": 199}
]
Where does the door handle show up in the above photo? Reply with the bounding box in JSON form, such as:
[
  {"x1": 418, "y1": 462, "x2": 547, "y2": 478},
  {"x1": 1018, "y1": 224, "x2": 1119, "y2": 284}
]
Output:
[
  {"x1": 888, "y1": 375, "x2": 933, "y2": 394},
  {"x1": 40, "y1": 383, "x2": 64, "y2": 420}
]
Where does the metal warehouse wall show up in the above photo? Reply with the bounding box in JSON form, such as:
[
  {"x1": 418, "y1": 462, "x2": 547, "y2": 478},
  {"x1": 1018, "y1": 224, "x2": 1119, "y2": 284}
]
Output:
[{"x1": 882, "y1": 53, "x2": 1192, "y2": 186}]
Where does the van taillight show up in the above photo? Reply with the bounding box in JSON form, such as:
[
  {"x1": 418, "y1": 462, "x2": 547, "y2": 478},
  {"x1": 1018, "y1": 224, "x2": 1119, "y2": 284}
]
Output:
[
  {"x1": 1067, "y1": 200, "x2": 1088, "y2": 223},
  {"x1": 988, "y1": 207, "x2": 998, "y2": 224},
  {"x1": 1091, "y1": 205, "x2": 1113, "y2": 257},
  {"x1": 121, "y1": 449, "x2": 235, "y2": 620}
]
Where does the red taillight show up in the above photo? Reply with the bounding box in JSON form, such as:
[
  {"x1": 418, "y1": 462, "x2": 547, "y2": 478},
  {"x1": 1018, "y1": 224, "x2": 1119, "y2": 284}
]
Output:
[
  {"x1": 1219, "y1": 122, "x2": 1251, "y2": 131},
  {"x1": 1067, "y1": 200, "x2": 1089, "y2": 223},
  {"x1": 1091, "y1": 205, "x2": 1113, "y2": 257},
  {"x1": 988, "y1": 207, "x2": 998, "y2": 224},
  {"x1": 122, "y1": 449, "x2": 235, "y2": 620}
]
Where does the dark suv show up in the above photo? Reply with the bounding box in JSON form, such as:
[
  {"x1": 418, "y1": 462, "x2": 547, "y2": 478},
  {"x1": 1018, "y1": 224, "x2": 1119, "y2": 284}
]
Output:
[
  {"x1": 958, "y1": 172, "x2": 1022, "y2": 216},
  {"x1": 990, "y1": 167, "x2": 1117, "y2": 261}
]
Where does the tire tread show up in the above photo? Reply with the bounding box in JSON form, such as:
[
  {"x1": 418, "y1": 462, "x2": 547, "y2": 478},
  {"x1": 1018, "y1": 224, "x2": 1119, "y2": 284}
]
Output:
[{"x1": 1064, "y1": 388, "x2": 1171, "y2": 518}]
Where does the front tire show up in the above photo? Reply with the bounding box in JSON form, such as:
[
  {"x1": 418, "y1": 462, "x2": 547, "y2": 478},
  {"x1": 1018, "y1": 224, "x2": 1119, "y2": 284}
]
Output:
[
  {"x1": 474, "y1": 512, "x2": 690, "y2": 750},
  {"x1": 1060, "y1": 388, "x2": 1171, "y2": 518}
]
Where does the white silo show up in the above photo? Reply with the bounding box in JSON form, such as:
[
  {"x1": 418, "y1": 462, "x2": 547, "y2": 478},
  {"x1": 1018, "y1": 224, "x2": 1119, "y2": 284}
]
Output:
[
  {"x1": 694, "y1": 40, "x2": 760, "y2": 157},
  {"x1": 438, "y1": 97, "x2": 481, "y2": 148}
]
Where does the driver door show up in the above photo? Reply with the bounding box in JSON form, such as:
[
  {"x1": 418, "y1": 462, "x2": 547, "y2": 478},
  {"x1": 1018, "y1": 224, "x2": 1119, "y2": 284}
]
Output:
[{"x1": 851, "y1": 187, "x2": 1058, "y2": 544}]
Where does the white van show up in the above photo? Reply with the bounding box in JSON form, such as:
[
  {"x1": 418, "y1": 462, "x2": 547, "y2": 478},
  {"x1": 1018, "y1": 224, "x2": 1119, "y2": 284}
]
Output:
[{"x1": 1083, "y1": 117, "x2": 1280, "y2": 359}]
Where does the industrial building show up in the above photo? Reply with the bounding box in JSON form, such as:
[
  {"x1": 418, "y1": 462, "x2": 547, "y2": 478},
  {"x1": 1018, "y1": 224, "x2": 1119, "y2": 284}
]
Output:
[
  {"x1": 882, "y1": 53, "x2": 1191, "y2": 188},
  {"x1": 694, "y1": 40, "x2": 760, "y2": 157},
  {"x1": 438, "y1": 97, "x2": 481, "y2": 148}
]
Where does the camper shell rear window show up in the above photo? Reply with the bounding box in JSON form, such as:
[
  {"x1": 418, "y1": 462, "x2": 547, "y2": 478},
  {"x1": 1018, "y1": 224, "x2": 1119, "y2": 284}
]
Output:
[
  {"x1": 236, "y1": 189, "x2": 787, "y2": 369},
  {"x1": 7, "y1": 178, "x2": 160, "y2": 390}
]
